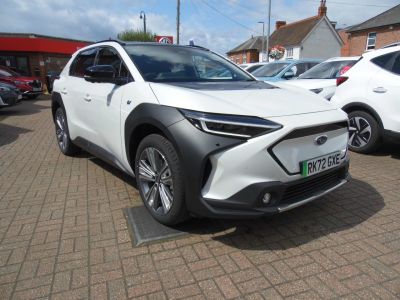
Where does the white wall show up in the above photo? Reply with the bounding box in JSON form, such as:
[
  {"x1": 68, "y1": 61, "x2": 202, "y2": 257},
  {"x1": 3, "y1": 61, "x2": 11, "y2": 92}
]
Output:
[{"x1": 301, "y1": 18, "x2": 342, "y2": 59}]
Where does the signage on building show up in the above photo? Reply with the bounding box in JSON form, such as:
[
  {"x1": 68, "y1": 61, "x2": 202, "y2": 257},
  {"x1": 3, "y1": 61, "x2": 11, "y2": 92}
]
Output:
[{"x1": 155, "y1": 36, "x2": 173, "y2": 44}]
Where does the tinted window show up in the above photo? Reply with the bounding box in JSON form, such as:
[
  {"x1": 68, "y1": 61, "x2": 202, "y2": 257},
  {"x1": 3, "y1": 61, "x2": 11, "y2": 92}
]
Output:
[
  {"x1": 96, "y1": 47, "x2": 133, "y2": 82},
  {"x1": 299, "y1": 60, "x2": 357, "y2": 79},
  {"x1": 391, "y1": 53, "x2": 400, "y2": 75},
  {"x1": 124, "y1": 45, "x2": 253, "y2": 82},
  {"x1": 246, "y1": 65, "x2": 264, "y2": 73},
  {"x1": 70, "y1": 48, "x2": 97, "y2": 77},
  {"x1": 372, "y1": 51, "x2": 400, "y2": 75},
  {"x1": 252, "y1": 63, "x2": 290, "y2": 77}
]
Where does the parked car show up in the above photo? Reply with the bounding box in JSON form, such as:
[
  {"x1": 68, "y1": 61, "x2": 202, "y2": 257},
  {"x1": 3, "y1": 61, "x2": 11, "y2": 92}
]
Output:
[
  {"x1": 0, "y1": 82, "x2": 22, "y2": 108},
  {"x1": 331, "y1": 46, "x2": 400, "y2": 153},
  {"x1": 52, "y1": 41, "x2": 350, "y2": 225},
  {"x1": 240, "y1": 62, "x2": 269, "y2": 73},
  {"x1": 0, "y1": 66, "x2": 43, "y2": 99},
  {"x1": 252, "y1": 59, "x2": 322, "y2": 82},
  {"x1": 282, "y1": 57, "x2": 360, "y2": 100}
]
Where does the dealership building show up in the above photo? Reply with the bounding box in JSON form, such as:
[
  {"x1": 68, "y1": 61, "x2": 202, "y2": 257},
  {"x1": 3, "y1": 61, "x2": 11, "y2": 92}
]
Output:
[{"x1": 0, "y1": 33, "x2": 92, "y2": 84}]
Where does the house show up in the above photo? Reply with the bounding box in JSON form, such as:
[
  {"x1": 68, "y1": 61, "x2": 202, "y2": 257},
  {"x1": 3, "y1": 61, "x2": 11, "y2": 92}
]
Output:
[
  {"x1": 227, "y1": 0, "x2": 343, "y2": 63},
  {"x1": 339, "y1": 4, "x2": 400, "y2": 56}
]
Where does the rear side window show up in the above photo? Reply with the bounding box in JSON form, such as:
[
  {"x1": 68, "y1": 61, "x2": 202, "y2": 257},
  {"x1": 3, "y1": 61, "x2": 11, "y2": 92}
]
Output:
[
  {"x1": 372, "y1": 51, "x2": 400, "y2": 75},
  {"x1": 70, "y1": 48, "x2": 97, "y2": 77}
]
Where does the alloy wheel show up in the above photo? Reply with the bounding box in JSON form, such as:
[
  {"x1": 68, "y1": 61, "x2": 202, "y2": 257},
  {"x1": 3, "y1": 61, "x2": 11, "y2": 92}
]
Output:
[
  {"x1": 349, "y1": 116, "x2": 372, "y2": 148},
  {"x1": 55, "y1": 110, "x2": 68, "y2": 151},
  {"x1": 138, "y1": 147, "x2": 174, "y2": 215}
]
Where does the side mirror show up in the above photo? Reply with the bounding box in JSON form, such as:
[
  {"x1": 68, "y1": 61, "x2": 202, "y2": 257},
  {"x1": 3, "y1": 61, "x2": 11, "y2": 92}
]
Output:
[
  {"x1": 84, "y1": 65, "x2": 116, "y2": 83},
  {"x1": 283, "y1": 70, "x2": 295, "y2": 79}
]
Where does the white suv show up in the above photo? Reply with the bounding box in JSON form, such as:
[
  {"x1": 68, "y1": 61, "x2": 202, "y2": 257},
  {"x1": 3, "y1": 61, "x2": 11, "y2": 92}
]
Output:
[
  {"x1": 52, "y1": 40, "x2": 350, "y2": 225},
  {"x1": 331, "y1": 46, "x2": 400, "y2": 153}
]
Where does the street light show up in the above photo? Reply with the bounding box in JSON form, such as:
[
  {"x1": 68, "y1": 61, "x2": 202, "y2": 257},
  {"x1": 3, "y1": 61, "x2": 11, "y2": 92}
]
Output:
[
  {"x1": 258, "y1": 21, "x2": 265, "y2": 62},
  {"x1": 140, "y1": 11, "x2": 147, "y2": 33}
]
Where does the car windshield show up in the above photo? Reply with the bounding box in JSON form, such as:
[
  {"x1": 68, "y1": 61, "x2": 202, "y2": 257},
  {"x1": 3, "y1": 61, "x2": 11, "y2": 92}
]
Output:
[
  {"x1": 0, "y1": 66, "x2": 21, "y2": 77},
  {"x1": 252, "y1": 63, "x2": 290, "y2": 77},
  {"x1": 124, "y1": 45, "x2": 254, "y2": 82},
  {"x1": 246, "y1": 64, "x2": 264, "y2": 73},
  {"x1": 299, "y1": 60, "x2": 356, "y2": 79}
]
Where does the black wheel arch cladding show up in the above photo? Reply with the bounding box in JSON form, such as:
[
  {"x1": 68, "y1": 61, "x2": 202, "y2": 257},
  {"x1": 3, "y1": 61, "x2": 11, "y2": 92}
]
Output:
[{"x1": 124, "y1": 103, "x2": 244, "y2": 214}]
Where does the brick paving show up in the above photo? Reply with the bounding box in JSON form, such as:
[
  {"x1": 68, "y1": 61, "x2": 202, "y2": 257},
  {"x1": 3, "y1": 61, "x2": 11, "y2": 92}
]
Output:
[{"x1": 0, "y1": 96, "x2": 399, "y2": 299}]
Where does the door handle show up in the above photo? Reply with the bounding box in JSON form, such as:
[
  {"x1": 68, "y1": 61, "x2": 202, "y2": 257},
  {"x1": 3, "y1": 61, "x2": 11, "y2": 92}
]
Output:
[
  {"x1": 373, "y1": 87, "x2": 387, "y2": 93},
  {"x1": 83, "y1": 96, "x2": 92, "y2": 102},
  {"x1": 61, "y1": 89, "x2": 68, "y2": 95}
]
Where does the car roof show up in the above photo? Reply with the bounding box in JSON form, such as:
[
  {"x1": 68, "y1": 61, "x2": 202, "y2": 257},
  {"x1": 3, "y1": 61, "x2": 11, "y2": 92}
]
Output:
[
  {"x1": 362, "y1": 45, "x2": 400, "y2": 59},
  {"x1": 324, "y1": 56, "x2": 360, "y2": 62},
  {"x1": 86, "y1": 40, "x2": 211, "y2": 51}
]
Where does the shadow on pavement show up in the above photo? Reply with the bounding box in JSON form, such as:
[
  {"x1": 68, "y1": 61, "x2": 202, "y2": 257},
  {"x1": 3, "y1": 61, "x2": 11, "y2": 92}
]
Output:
[
  {"x1": 0, "y1": 123, "x2": 32, "y2": 147},
  {"x1": 0, "y1": 101, "x2": 48, "y2": 119},
  {"x1": 85, "y1": 154, "x2": 384, "y2": 249},
  {"x1": 173, "y1": 178, "x2": 384, "y2": 250},
  {"x1": 369, "y1": 144, "x2": 400, "y2": 160}
]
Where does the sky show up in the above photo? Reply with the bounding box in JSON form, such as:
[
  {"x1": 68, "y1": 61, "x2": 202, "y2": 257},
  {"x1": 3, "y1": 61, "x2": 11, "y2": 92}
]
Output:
[{"x1": 0, "y1": 0, "x2": 399, "y2": 54}]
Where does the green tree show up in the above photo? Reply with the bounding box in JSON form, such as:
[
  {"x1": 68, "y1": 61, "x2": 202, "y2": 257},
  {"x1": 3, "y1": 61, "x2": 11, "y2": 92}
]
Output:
[{"x1": 117, "y1": 29, "x2": 155, "y2": 42}]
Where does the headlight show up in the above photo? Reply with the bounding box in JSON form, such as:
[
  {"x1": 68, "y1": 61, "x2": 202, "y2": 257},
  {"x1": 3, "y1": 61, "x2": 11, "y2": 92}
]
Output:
[
  {"x1": 310, "y1": 88, "x2": 323, "y2": 94},
  {"x1": 179, "y1": 109, "x2": 282, "y2": 139}
]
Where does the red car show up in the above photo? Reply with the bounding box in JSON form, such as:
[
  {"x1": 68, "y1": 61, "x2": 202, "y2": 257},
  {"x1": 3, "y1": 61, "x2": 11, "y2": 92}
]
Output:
[{"x1": 0, "y1": 66, "x2": 43, "y2": 99}]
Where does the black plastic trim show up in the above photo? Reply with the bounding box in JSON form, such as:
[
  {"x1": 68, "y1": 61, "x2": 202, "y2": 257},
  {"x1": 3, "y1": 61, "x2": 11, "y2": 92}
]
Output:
[
  {"x1": 201, "y1": 162, "x2": 349, "y2": 218},
  {"x1": 342, "y1": 102, "x2": 384, "y2": 129},
  {"x1": 383, "y1": 129, "x2": 400, "y2": 144},
  {"x1": 124, "y1": 103, "x2": 244, "y2": 215}
]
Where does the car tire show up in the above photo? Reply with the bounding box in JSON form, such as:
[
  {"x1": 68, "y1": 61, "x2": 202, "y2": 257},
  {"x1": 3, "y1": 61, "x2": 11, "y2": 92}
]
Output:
[
  {"x1": 135, "y1": 134, "x2": 189, "y2": 225},
  {"x1": 54, "y1": 107, "x2": 79, "y2": 156},
  {"x1": 348, "y1": 110, "x2": 381, "y2": 154}
]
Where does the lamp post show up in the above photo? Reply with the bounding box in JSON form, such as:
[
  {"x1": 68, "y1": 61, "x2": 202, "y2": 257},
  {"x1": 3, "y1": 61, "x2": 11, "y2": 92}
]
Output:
[
  {"x1": 266, "y1": 0, "x2": 271, "y2": 62},
  {"x1": 258, "y1": 21, "x2": 265, "y2": 62},
  {"x1": 140, "y1": 11, "x2": 147, "y2": 33}
]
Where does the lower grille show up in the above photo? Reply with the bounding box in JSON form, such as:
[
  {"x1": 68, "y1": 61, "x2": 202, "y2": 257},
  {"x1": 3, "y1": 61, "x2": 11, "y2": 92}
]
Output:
[
  {"x1": 280, "y1": 168, "x2": 345, "y2": 205},
  {"x1": 29, "y1": 80, "x2": 42, "y2": 88}
]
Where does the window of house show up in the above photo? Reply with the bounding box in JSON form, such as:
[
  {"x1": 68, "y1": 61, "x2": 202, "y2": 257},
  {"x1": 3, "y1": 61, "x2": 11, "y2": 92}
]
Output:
[
  {"x1": 242, "y1": 53, "x2": 247, "y2": 64},
  {"x1": 286, "y1": 48, "x2": 294, "y2": 59},
  {"x1": 366, "y1": 32, "x2": 377, "y2": 50}
]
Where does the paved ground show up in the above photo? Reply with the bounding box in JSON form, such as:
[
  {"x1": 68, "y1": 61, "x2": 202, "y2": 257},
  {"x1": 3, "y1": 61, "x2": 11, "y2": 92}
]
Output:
[{"x1": 0, "y1": 96, "x2": 399, "y2": 300}]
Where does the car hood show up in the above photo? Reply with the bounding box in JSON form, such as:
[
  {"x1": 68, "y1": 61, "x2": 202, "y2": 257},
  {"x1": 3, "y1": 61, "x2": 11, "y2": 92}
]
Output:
[
  {"x1": 8, "y1": 76, "x2": 39, "y2": 82},
  {"x1": 149, "y1": 81, "x2": 337, "y2": 118},
  {"x1": 283, "y1": 79, "x2": 336, "y2": 89}
]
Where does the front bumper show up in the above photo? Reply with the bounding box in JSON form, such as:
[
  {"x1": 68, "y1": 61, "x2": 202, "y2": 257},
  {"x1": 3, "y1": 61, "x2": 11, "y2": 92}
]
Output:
[
  {"x1": 200, "y1": 163, "x2": 350, "y2": 218},
  {"x1": 0, "y1": 92, "x2": 21, "y2": 107}
]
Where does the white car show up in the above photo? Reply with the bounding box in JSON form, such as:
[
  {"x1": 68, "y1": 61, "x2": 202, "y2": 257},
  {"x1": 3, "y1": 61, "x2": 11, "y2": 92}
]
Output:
[
  {"x1": 240, "y1": 62, "x2": 269, "y2": 73},
  {"x1": 283, "y1": 57, "x2": 359, "y2": 100},
  {"x1": 52, "y1": 40, "x2": 350, "y2": 225},
  {"x1": 331, "y1": 46, "x2": 400, "y2": 153}
]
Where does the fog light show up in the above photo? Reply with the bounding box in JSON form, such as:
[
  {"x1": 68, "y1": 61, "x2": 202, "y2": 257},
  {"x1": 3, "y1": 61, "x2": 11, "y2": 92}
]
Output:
[{"x1": 262, "y1": 193, "x2": 271, "y2": 204}]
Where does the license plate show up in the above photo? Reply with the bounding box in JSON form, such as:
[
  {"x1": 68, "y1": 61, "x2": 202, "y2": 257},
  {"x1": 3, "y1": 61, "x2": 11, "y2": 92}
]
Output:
[
  {"x1": 33, "y1": 87, "x2": 41, "y2": 92},
  {"x1": 301, "y1": 152, "x2": 342, "y2": 177},
  {"x1": 18, "y1": 94, "x2": 22, "y2": 100}
]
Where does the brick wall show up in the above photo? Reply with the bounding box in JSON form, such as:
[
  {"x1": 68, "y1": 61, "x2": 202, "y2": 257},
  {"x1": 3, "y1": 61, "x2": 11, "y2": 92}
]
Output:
[
  {"x1": 338, "y1": 30, "x2": 350, "y2": 56},
  {"x1": 342, "y1": 25, "x2": 400, "y2": 56},
  {"x1": 228, "y1": 50, "x2": 260, "y2": 64}
]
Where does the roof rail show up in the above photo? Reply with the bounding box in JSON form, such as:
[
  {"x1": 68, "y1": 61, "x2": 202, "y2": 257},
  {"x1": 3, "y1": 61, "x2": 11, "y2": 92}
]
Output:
[
  {"x1": 187, "y1": 44, "x2": 210, "y2": 51},
  {"x1": 94, "y1": 38, "x2": 126, "y2": 46}
]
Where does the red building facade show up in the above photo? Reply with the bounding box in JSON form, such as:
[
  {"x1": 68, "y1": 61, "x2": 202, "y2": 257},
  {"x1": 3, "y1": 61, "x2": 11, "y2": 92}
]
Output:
[{"x1": 0, "y1": 33, "x2": 91, "y2": 83}]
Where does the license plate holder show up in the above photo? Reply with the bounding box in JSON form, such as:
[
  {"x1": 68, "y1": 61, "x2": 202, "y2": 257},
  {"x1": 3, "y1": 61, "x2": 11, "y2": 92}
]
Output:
[{"x1": 301, "y1": 151, "x2": 342, "y2": 177}]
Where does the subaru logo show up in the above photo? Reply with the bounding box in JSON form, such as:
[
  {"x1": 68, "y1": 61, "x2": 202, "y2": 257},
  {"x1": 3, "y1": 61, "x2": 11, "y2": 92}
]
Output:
[{"x1": 315, "y1": 135, "x2": 328, "y2": 145}]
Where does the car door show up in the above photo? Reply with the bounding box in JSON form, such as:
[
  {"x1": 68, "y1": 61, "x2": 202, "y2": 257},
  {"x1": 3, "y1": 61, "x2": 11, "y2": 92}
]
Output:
[
  {"x1": 81, "y1": 46, "x2": 133, "y2": 169},
  {"x1": 367, "y1": 51, "x2": 400, "y2": 131},
  {"x1": 63, "y1": 47, "x2": 98, "y2": 141}
]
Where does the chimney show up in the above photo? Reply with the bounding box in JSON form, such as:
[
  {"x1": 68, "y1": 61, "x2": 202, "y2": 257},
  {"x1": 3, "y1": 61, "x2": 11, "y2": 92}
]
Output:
[
  {"x1": 276, "y1": 21, "x2": 286, "y2": 30},
  {"x1": 318, "y1": 0, "x2": 327, "y2": 17}
]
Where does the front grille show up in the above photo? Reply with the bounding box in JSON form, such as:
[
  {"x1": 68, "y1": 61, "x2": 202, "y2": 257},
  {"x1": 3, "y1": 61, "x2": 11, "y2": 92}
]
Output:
[
  {"x1": 280, "y1": 168, "x2": 345, "y2": 205},
  {"x1": 28, "y1": 80, "x2": 42, "y2": 88}
]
